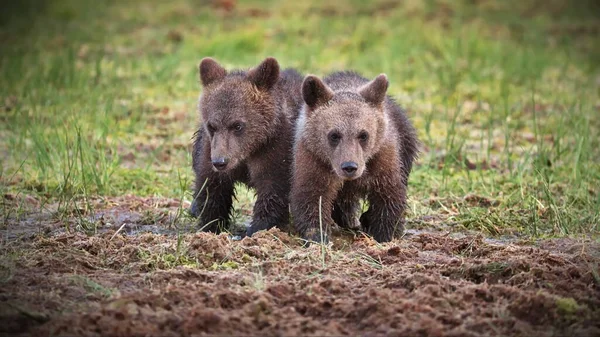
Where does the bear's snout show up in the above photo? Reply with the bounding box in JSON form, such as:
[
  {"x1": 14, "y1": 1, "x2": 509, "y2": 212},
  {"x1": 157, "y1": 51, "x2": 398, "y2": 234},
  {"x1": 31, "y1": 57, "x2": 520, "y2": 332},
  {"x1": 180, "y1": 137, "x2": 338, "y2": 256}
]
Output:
[
  {"x1": 211, "y1": 157, "x2": 229, "y2": 171},
  {"x1": 340, "y1": 161, "x2": 359, "y2": 178},
  {"x1": 341, "y1": 161, "x2": 358, "y2": 174}
]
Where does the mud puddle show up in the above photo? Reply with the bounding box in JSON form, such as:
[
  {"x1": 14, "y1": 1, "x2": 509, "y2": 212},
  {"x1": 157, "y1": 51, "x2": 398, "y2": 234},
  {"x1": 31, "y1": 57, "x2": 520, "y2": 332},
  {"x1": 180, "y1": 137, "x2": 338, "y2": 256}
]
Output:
[
  {"x1": 404, "y1": 228, "x2": 520, "y2": 246},
  {"x1": 2, "y1": 194, "x2": 254, "y2": 242}
]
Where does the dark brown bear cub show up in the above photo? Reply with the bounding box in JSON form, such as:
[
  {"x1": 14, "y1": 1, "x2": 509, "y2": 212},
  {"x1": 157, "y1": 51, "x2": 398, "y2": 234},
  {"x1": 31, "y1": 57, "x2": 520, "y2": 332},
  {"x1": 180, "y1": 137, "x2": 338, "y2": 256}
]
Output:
[
  {"x1": 291, "y1": 71, "x2": 419, "y2": 243},
  {"x1": 190, "y1": 57, "x2": 303, "y2": 236}
]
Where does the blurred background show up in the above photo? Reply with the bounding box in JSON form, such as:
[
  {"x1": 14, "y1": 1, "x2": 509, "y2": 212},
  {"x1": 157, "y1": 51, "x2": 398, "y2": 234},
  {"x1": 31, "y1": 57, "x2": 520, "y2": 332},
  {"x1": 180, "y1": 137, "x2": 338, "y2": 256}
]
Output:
[{"x1": 1, "y1": 0, "x2": 599, "y2": 236}]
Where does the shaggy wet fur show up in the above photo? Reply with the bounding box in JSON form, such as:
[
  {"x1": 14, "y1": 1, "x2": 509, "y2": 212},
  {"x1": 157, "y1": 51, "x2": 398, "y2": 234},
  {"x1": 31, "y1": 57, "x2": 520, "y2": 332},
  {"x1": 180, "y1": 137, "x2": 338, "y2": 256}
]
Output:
[
  {"x1": 291, "y1": 71, "x2": 419, "y2": 243},
  {"x1": 190, "y1": 57, "x2": 303, "y2": 236}
]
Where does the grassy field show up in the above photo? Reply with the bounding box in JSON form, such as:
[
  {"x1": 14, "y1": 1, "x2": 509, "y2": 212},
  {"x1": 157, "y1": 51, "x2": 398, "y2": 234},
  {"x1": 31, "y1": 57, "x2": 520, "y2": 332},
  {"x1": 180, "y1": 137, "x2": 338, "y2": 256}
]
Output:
[
  {"x1": 1, "y1": 1, "x2": 600, "y2": 335},
  {"x1": 2, "y1": 0, "x2": 599, "y2": 238}
]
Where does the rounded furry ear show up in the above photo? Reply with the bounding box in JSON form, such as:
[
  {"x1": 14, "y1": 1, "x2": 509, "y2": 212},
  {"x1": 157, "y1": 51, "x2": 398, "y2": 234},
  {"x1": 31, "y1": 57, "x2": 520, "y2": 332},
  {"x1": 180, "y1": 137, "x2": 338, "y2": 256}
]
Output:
[
  {"x1": 247, "y1": 57, "x2": 280, "y2": 91},
  {"x1": 358, "y1": 74, "x2": 389, "y2": 106},
  {"x1": 199, "y1": 57, "x2": 227, "y2": 87},
  {"x1": 302, "y1": 75, "x2": 334, "y2": 110}
]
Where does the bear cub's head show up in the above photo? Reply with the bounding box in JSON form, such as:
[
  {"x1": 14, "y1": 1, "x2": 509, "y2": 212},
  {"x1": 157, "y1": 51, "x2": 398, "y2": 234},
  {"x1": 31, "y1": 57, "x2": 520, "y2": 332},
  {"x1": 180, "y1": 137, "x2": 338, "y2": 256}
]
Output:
[
  {"x1": 198, "y1": 57, "x2": 280, "y2": 172},
  {"x1": 300, "y1": 74, "x2": 389, "y2": 180}
]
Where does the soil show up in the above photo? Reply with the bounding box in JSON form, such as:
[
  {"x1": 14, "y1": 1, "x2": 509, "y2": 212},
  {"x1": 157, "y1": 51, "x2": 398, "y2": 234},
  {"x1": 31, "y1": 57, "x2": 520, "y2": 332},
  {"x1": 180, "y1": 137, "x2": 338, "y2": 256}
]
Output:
[{"x1": 1, "y1": 195, "x2": 599, "y2": 336}]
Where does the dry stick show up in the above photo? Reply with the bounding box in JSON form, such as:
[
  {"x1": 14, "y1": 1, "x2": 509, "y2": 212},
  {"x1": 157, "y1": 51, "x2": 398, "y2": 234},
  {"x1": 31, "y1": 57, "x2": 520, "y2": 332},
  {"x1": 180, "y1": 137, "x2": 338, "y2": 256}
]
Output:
[
  {"x1": 199, "y1": 218, "x2": 220, "y2": 232},
  {"x1": 110, "y1": 222, "x2": 127, "y2": 241},
  {"x1": 319, "y1": 196, "x2": 326, "y2": 269},
  {"x1": 197, "y1": 178, "x2": 210, "y2": 219}
]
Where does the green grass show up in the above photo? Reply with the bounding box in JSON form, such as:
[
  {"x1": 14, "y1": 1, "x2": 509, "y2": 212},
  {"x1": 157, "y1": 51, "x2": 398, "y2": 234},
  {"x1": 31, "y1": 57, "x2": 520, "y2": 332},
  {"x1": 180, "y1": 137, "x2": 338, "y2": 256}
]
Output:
[
  {"x1": 1, "y1": 0, "x2": 599, "y2": 237},
  {"x1": 69, "y1": 274, "x2": 115, "y2": 299}
]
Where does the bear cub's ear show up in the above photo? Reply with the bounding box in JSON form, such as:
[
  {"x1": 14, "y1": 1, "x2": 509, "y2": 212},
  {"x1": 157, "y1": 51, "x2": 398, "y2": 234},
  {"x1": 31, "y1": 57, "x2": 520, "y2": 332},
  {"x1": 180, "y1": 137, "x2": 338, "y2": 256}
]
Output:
[
  {"x1": 358, "y1": 74, "x2": 389, "y2": 106},
  {"x1": 247, "y1": 57, "x2": 280, "y2": 91},
  {"x1": 302, "y1": 75, "x2": 334, "y2": 110},
  {"x1": 199, "y1": 57, "x2": 227, "y2": 87}
]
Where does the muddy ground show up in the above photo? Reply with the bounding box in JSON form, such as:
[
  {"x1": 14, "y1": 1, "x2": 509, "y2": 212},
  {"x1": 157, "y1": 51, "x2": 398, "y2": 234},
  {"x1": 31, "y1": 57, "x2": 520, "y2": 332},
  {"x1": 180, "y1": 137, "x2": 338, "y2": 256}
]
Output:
[{"x1": 1, "y1": 195, "x2": 599, "y2": 337}]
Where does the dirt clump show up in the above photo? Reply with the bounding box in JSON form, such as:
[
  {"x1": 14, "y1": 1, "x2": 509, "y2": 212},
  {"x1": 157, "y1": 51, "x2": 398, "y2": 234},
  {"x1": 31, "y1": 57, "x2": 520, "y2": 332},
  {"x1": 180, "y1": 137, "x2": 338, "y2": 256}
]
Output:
[{"x1": 1, "y1": 200, "x2": 599, "y2": 336}]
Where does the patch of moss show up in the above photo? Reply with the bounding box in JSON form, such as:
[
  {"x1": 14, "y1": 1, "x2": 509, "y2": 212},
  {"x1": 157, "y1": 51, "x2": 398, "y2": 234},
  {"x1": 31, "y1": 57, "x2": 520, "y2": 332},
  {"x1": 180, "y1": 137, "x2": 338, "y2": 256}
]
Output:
[
  {"x1": 210, "y1": 260, "x2": 239, "y2": 271},
  {"x1": 555, "y1": 297, "x2": 580, "y2": 317}
]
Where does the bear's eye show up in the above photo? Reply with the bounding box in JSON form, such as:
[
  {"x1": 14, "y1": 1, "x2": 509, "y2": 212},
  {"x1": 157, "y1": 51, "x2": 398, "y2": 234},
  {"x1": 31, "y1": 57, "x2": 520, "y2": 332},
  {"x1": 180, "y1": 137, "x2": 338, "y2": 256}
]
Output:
[
  {"x1": 230, "y1": 122, "x2": 245, "y2": 134},
  {"x1": 358, "y1": 131, "x2": 369, "y2": 142},
  {"x1": 206, "y1": 123, "x2": 216, "y2": 135},
  {"x1": 328, "y1": 131, "x2": 342, "y2": 146}
]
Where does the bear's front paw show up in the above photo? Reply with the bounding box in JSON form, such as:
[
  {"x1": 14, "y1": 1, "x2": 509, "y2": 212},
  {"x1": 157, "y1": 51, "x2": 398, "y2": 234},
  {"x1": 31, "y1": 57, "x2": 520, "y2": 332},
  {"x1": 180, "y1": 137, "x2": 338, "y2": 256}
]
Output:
[
  {"x1": 336, "y1": 214, "x2": 360, "y2": 230},
  {"x1": 359, "y1": 213, "x2": 397, "y2": 243},
  {"x1": 301, "y1": 228, "x2": 329, "y2": 247},
  {"x1": 245, "y1": 224, "x2": 263, "y2": 237},
  {"x1": 245, "y1": 219, "x2": 277, "y2": 237},
  {"x1": 347, "y1": 216, "x2": 361, "y2": 230},
  {"x1": 197, "y1": 218, "x2": 227, "y2": 233},
  {"x1": 371, "y1": 230, "x2": 393, "y2": 243}
]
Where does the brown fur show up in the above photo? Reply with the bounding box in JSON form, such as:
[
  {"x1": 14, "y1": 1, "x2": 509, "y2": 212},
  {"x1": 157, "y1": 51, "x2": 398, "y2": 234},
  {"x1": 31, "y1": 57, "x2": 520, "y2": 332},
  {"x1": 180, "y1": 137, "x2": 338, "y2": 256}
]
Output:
[
  {"x1": 190, "y1": 57, "x2": 303, "y2": 236},
  {"x1": 291, "y1": 71, "x2": 419, "y2": 243}
]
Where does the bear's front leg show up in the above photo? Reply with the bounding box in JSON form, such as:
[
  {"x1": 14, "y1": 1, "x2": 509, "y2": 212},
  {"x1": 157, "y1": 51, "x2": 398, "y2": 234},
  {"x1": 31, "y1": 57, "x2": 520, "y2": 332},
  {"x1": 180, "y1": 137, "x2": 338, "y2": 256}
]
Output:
[
  {"x1": 191, "y1": 169, "x2": 236, "y2": 233},
  {"x1": 359, "y1": 143, "x2": 409, "y2": 242},
  {"x1": 332, "y1": 184, "x2": 361, "y2": 230},
  {"x1": 360, "y1": 182, "x2": 407, "y2": 242},
  {"x1": 244, "y1": 145, "x2": 294, "y2": 236},
  {"x1": 290, "y1": 147, "x2": 342, "y2": 244},
  {"x1": 191, "y1": 131, "x2": 236, "y2": 233},
  {"x1": 246, "y1": 177, "x2": 290, "y2": 237}
]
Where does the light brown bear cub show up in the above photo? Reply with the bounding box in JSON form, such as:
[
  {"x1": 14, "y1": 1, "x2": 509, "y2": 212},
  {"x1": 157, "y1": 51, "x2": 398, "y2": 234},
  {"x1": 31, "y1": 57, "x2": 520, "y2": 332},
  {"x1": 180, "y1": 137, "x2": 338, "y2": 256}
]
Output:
[
  {"x1": 190, "y1": 57, "x2": 303, "y2": 236},
  {"x1": 291, "y1": 71, "x2": 418, "y2": 243}
]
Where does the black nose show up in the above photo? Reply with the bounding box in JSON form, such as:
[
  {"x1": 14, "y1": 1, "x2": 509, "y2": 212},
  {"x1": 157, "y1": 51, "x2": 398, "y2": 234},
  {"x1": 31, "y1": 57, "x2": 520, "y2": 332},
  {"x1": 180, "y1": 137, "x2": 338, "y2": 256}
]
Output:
[
  {"x1": 212, "y1": 157, "x2": 228, "y2": 170},
  {"x1": 341, "y1": 161, "x2": 358, "y2": 174}
]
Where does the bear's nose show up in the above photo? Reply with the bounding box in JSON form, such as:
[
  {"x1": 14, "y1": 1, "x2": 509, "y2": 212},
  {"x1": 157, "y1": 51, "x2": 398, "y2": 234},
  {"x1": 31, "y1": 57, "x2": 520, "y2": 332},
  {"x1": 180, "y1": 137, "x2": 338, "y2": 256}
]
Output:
[
  {"x1": 212, "y1": 157, "x2": 229, "y2": 170},
  {"x1": 341, "y1": 161, "x2": 358, "y2": 175}
]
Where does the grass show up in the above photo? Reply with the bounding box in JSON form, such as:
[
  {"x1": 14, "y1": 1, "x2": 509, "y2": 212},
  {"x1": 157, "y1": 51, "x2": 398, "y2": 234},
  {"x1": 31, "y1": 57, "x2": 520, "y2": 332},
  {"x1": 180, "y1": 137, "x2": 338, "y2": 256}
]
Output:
[
  {"x1": 136, "y1": 245, "x2": 199, "y2": 271},
  {"x1": 354, "y1": 252, "x2": 384, "y2": 270},
  {"x1": 69, "y1": 274, "x2": 114, "y2": 299},
  {"x1": 0, "y1": 0, "x2": 599, "y2": 238}
]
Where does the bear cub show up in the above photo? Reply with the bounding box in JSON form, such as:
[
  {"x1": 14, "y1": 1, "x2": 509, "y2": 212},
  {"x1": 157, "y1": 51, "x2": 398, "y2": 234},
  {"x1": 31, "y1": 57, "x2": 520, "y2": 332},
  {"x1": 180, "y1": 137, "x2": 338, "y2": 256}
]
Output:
[
  {"x1": 291, "y1": 71, "x2": 419, "y2": 243},
  {"x1": 190, "y1": 57, "x2": 303, "y2": 236}
]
